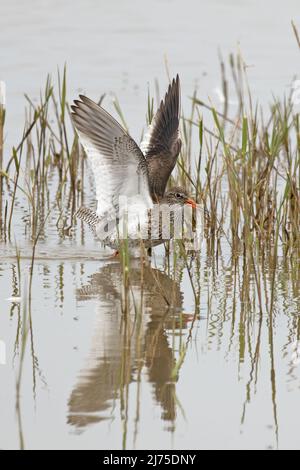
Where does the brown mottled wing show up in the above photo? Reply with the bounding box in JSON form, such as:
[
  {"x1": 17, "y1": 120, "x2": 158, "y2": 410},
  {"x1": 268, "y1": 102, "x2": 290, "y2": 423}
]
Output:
[
  {"x1": 141, "y1": 75, "x2": 181, "y2": 200},
  {"x1": 71, "y1": 95, "x2": 153, "y2": 219}
]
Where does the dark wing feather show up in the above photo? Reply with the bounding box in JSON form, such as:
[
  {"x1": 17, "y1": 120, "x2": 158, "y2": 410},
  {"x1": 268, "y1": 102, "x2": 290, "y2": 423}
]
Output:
[
  {"x1": 71, "y1": 95, "x2": 152, "y2": 218},
  {"x1": 141, "y1": 75, "x2": 181, "y2": 200}
]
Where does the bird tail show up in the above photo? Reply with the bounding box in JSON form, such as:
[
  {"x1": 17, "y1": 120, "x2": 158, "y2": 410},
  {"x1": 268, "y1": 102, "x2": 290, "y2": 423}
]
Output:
[{"x1": 75, "y1": 207, "x2": 100, "y2": 228}]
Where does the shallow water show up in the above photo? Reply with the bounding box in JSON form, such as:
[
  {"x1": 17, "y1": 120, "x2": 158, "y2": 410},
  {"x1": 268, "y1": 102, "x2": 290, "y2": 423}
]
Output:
[
  {"x1": 1, "y1": 248, "x2": 300, "y2": 450},
  {"x1": 1, "y1": 0, "x2": 300, "y2": 451},
  {"x1": 1, "y1": 0, "x2": 300, "y2": 149}
]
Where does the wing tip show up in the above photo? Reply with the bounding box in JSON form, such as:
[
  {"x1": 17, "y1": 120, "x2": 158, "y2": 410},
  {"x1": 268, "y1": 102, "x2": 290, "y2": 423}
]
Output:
[
  {"x1": 71, "y1": 95, "x2": 98, "y2": 114},
  {"x1": 161, "y1": 73, "x2": 181, "y2": 115}
]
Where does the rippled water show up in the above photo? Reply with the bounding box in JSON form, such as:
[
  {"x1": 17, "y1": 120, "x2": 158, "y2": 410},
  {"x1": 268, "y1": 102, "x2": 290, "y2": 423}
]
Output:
[{"x1": 1, "y1": 0, "x2": 300, "y2": 450}]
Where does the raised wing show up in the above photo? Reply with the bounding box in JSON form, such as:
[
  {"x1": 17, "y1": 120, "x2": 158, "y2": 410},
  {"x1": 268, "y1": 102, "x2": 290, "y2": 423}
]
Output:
[
  {"x1": 141, "y1": 75, "x2": 182, "y2": 200},
  {"x1": 71, "y1": 95, "x2": 152, "y2": 219}
]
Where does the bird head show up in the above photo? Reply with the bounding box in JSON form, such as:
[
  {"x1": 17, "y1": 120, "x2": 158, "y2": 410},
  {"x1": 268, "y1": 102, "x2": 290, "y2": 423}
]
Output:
[{"x1": 163, "y1": 186, "x2": 197, "y2": 208}]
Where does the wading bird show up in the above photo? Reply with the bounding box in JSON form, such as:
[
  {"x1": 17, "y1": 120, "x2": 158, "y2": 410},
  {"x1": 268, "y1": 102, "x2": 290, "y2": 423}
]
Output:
[{"x1": 71, "y1": 75, "x2": 196, "y2": 255}]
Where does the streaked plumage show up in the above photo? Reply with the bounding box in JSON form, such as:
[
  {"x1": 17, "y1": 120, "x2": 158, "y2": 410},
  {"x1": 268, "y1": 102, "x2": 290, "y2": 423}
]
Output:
[{"x1": 71, "y1": 76, "x2": 195, "y2": 253}]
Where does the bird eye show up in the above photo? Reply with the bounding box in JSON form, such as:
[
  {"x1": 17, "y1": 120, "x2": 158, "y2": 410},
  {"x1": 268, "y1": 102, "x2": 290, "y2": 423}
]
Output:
[{"x1": 176, "y1": 193, "x2": 182, "y2": 198}]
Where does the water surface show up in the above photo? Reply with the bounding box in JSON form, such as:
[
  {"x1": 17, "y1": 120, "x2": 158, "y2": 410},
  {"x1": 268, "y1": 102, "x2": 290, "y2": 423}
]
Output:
[{"x1": 1, "y1": 0, "x2": 300, "y2": 451}]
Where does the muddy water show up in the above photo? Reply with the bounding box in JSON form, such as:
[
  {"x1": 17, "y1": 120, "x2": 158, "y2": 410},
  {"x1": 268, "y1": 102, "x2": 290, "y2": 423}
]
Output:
[{"x1": 1, "y1": 0, "x2": 300, "y2": 450}]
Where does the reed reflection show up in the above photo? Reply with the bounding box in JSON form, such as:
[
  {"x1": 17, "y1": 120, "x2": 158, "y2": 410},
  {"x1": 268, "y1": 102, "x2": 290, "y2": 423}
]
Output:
[{"x1": 67, "y1": 260, "x2": 191, "y2": 435}]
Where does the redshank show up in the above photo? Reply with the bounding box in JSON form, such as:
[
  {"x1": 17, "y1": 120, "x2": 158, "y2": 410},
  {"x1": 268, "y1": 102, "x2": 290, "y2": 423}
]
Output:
[{"x1": 71, "y1": 75, "x2": 196, "y2": 253}]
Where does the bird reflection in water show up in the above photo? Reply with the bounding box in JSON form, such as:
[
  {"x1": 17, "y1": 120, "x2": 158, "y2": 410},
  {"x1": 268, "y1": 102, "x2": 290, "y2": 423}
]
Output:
[{"x1": 67, "y1": 260, "x2": 191, "y2": 435}]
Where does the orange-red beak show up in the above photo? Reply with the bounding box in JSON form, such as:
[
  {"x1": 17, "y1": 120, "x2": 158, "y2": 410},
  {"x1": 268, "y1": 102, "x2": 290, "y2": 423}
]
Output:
[{"x1": 185, "y1": 198, "x2": 197, "y2": 209}]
